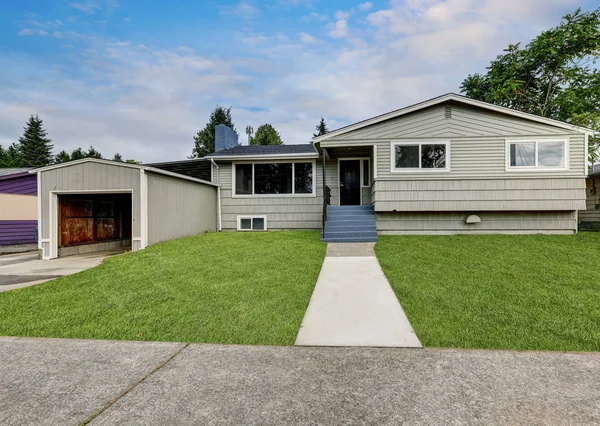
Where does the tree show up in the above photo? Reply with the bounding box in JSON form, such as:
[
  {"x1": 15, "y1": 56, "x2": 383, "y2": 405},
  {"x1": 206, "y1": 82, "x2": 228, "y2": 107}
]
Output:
[
  {"x1": 70, "y1": 147, "x2": 86, "y2": 160},
  {"x1": 460, "y1": 7, "x2": 600, "y2": 164},
  {"x1": 86, "y1": 146, "x2": 102, "y2": 159},
  {"x1": 54, "y1": 150, "x2": 71, "y2": 164},
  {"x1": 112, "y1": 153, "x2": 123, "y2": 162},
  {"x1": 245, "y1": 125, "x2": 254, "y2": 145},
  {"x1": 125, "y1": 159, "x2": 140, "y2": 164},
  {"x1": 250, "y1": 123, "x2": 283, "y2": 146},
  {"x1": 192, "y1": 106, "x2": 237, "y2": 158},
  {"x1": 17, "y1": 114, "x2": 54, "y2": 167},
  {"x1": 313, "y1": 117, "x2": 328, "y2": 137},
  {"x1": 0, "y1": 144, "x2": 21, "y2": 167}
]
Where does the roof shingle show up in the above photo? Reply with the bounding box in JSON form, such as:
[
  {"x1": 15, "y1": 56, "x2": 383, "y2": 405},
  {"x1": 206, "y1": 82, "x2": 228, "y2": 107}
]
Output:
[{"x1": 207, "y1": 144, "x2": 317, "y2": 158}]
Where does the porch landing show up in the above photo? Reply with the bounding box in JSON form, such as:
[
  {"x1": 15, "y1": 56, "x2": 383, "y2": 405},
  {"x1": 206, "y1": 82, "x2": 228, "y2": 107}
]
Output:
[{"x1": 295, "y1": 243, "x2": 421, "y2": 348}]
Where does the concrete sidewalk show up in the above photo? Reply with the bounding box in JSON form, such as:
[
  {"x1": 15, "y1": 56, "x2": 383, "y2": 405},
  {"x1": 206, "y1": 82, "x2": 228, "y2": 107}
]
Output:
[
  {"x1": 1, "y1": 337, "x2": 600, "y2": 425},
  {"x1": 295, "y1": 243, "x2": 421, "y2": 347}
]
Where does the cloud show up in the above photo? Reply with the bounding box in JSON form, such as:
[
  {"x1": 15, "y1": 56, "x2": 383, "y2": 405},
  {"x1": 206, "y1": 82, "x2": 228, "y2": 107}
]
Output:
[
  {"x1": 328, "y1": 19, "x2": 349, "y2": 38},
  {"x1": 301, "y1": 12, "x2": 328, "y2": 22},
  {"x1": 358, "y1": 2, "x2": 373, "y2": 11},
  {"x1": 222, "y1": 2, "x2": 261, "y2": 20},
  {"x1": 18, "y1": 29, "x2": 49, "y2": 36},
  {"x1": 334, "y1": 11, "x2": 351, "y2": 20},
  {"x1": 298, "y1": 32, "x2": 318, "y2": 43},
  {"x1": 69, "y1": 2, "x2": 100, "y2": 14}
]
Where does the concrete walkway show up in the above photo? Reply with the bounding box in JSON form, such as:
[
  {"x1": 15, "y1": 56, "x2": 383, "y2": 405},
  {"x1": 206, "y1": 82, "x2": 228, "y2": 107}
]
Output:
[
  {"x1": 295, "y1": 243, "x2": 421, "y2": 347},
  {"x1": 0, "y1": 250, "x2": 123, "y2": 292},
  {"x1": 2, "y1": 337, "x2": 600, "y2": 425}
]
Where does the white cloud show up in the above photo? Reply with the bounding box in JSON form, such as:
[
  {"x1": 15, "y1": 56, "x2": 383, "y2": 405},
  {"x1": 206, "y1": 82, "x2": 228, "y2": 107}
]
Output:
[
  {"x1": 358, "y1": 2, "x2": 373, "y2": 11},
  {"x1": 328, "y1": 19, "x2": 349, "y2": 38},
  {"x1": 301, "y1": 12, "x2": 328, "y2": 22},
  {"x1": 18, "y1": 29, "x2": 49, "y2": 36},
  {"x1": 298, "y1": 32, "x2": 318, "y2": 43},
  {"x1": 69, "y1": 2, "x2": 100, "y2": 14},
  {"x1": 334, "y1": 11, "x2": 351, "y2": 20},
  {"x1": 223, "y1": 2, "x2": 261, "y2": 20}
]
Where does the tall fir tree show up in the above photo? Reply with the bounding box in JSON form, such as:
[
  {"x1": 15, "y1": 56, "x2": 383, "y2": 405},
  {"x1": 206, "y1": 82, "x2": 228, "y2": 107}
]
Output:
[
  {"x1": 250, "y1": 123, "x2": 283, "y2": 145},
  {"x1": 191, "y1": 106, "x2": 237, "y2": 158},
  {"x1": 313, "y1": 117, "x2": 328, "y2": 137},
  {"x1": 70, "y1": 147, "x2": 86, "y2": 160},
  {"x1": 54, "y1": 150, "x2": 71, "y2": 164},
  {"x1": 86, "y1": 146, "x2": 102, "y2": 159},
  {"x1": 18, "y1": 114, "x2": 54, "y2": 167},
  {"x1": 112, "y1": 153, "x2": 123, "y2": 162}
]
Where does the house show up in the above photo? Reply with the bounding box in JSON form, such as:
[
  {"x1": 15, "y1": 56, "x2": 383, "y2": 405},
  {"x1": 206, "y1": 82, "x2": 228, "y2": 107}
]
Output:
[
  {"x1": 34, "y1": 93, "x2": 594, "y2": 258},
  {"x1": 0, "y1": 168, "x2": 37, "y2": 245},
  {"x1": 207, "y1": 93, "x2": 592, "y2": 240},
  {"x1": 580, "y1": 167, "x2": 600, "y2": 230}
]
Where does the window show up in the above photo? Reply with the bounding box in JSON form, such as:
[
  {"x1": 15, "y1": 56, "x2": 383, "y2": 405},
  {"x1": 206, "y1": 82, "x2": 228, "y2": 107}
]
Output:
[
  {"x1": 234, "y1": 162, "x2": 315, "y2": 196},
  {"x1": 507, "y1": 140, "x2": 566, "y2": 170},
  {"x1": 362, "y1": 159, "x2": 370, "y2": 187},
  {"x1": 392, "y1": 141, "x2": 449, "y2": 171},
  {"x1": 238, "y1": 216, "x2": 266, "y2": 231}
]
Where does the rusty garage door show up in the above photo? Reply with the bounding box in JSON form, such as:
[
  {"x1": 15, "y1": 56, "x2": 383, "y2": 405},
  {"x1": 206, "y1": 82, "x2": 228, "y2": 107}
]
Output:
[{"x1": 58, "y1": 194, "x2": 132, "y2": 247}]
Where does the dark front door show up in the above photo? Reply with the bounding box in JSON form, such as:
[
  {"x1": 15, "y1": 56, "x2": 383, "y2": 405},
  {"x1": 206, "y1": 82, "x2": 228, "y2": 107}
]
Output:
[{"x1": 339, "y1": 160, "x2": 361, "y2": 205}]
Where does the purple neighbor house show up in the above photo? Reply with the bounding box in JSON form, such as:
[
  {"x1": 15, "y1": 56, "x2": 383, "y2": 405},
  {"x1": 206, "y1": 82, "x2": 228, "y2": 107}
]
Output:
[{"x1": 0, "y1": 168, "x2": 37, "y2": 245}]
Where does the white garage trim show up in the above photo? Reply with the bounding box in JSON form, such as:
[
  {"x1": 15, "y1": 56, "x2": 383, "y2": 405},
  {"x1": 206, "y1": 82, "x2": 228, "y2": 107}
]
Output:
[{"x1": 140, "y1": 169, "x2": 148, "y2": 249}]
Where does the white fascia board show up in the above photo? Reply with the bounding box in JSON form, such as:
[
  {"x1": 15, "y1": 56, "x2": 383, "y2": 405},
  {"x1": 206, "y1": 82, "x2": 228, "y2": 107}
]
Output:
[
  {"x1": 143, "y1": 166, "x2": 219, "y2": 187},
  {"x1": 207, "y1": 153, "x2": 319, "y2": 161}
]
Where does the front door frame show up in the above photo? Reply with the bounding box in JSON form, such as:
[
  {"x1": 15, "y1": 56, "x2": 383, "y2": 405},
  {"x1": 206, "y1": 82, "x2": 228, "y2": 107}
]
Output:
[{"x1": 337, "y1": 157, "x2": 369, "y2": 206}]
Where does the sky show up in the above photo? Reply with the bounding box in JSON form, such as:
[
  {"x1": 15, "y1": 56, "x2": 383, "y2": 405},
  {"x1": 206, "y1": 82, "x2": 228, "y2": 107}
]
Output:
[{"x1": 0, "y1": 0, "x2": 597, "y2": 163}]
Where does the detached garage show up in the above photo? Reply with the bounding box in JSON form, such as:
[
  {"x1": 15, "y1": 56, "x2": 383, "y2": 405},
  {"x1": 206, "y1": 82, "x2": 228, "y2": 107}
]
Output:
[{"x1": 35, "y1": 159, "x2": 218, "y2": 259}]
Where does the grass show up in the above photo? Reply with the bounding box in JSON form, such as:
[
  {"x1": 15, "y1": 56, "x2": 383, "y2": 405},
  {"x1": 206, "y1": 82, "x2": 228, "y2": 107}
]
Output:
[
  {"x1": 0, "y1": 231, "x2": 326, "y2": 346},
  {"x1": 375, "y1": 233, "x2": 600, "y2": 352}
]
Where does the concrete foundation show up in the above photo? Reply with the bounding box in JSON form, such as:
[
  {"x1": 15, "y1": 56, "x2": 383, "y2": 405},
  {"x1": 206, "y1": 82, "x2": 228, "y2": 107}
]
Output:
[{"x1": 58, "y1": 239, "x2": 131, "y2": 257}]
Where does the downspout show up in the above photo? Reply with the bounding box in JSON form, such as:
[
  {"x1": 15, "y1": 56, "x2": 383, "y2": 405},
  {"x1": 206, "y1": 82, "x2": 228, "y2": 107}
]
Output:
[{"x1": 210, "y1": 158, "x2": 222, "y2": 231}]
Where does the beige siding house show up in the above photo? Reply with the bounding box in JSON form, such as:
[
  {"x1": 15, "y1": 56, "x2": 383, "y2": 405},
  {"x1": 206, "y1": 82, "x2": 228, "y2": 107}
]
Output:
[{"x1": 209, "y1": 93, "x2": 593, "y2": 240}]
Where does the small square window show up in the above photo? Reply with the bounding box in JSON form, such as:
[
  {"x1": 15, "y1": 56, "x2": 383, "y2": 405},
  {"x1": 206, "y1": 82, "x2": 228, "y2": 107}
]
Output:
[
  {"x1": 252, "y1": 217, "x2": 265, "y2": 230},
  {"x1": 240, "y1": 218, "x2": 252, "y2": 230},
  {"x1": 395, "y1": 145, "x2": 419, "y2": 168},
  {"x1": 238, "y1": 216, "x2": 267, "y2": 231}
]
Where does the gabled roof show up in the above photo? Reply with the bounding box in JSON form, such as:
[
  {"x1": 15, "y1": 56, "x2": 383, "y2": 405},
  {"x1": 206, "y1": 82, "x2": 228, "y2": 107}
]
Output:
[
  {"x1": 0, "y1": 168, "x2": 34, "y2": 179},
  {"x1": 313, "y1": 93, "x2": 596, "y2": 143},
  {"x1": 206, "y1": 144, "x2": 318, "y2": 160},
  {"x1": 31, "y1": 158, "x2": 218, "y2": 187}
]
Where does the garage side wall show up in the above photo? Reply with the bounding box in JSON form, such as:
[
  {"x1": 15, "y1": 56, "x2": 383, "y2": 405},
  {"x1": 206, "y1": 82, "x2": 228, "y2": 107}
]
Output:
[
  {"x1": 146, "y1": 173, "x2": 217, "y2": 245},
  {"x1": 39, "y1": 162, "x2": 142, "y2": 257}
]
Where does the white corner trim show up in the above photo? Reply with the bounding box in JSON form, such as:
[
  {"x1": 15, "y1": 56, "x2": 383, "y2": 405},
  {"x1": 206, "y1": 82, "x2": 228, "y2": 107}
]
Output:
[
  {"x1": 36, "y1": 171, "x2": 42, "y2": 249},
  {"x1": 373, "y1": 145, "x2": 378, "y2": 179},
  {"x1": 140, "y1": 169, "x2": 148, "y2": 249}
]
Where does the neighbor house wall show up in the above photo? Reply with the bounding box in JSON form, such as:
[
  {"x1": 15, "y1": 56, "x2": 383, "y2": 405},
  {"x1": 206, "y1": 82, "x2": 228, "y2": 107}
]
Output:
[
  {"x1": 39, "y1": 162, "x2": 142, "y2": 257},
  {"x1": 579, "y1": 175, "x2": 600, "y2": 228},
  {"x1": 146, "y1": 172, "x2": 217, "y2": 245},
  {"x1": 0, "y1": 174, "x2": 38, "y2": 245},
  {"x1": 217, "y1": 162, "x2": 322, "y2": 230},
  {"x1": 320, "y1": 101, "x2": 588, "y2": 234}
]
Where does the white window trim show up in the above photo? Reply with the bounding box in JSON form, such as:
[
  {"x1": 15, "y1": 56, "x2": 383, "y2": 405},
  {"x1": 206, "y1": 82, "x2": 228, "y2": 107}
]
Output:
[
  {"x1": 390, "y1": 140, "x2": 451, "y2": 173},
  {"x1": 237, "y1": 215, "x2": 267, "y2": 231},
  {"x1": 505, "y1": 138, "x2": 569, "y2": 172},
  {"x1": 232, "y1": 160, "x2": 317, "y2": 198}
]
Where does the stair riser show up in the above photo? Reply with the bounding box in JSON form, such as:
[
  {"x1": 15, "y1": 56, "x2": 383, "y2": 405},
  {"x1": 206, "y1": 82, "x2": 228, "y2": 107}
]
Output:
[{"x1": 322, "y1": 237, "x2": 379, "y2": 243}]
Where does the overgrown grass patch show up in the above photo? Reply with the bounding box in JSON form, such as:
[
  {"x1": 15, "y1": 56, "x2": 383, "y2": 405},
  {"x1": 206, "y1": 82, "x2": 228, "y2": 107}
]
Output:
[
  {"x1": 0, "y1": 231, "x2": 326, "y2": 346},
  {"x1": 375, "y1": 233, "x2": 600, "y2": 351}
]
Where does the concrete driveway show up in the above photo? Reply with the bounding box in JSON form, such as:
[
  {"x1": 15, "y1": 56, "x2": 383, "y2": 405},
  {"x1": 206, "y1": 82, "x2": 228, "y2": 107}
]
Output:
[
  {"x1": 0, "y1": 251, "x2": 121, "y2": 292},
  {"x1": 1, "y1": 337, "x2": 599, "y2": 425}
]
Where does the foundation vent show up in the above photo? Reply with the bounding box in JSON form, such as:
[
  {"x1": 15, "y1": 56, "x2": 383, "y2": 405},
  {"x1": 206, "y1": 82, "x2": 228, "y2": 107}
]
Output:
[{"x1": 444, "y1": 105, "x2": 452, "y2": 119}]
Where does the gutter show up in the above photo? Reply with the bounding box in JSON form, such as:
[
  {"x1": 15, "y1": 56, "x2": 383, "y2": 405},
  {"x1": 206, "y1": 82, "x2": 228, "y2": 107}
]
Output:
[{"x1": 210, "y1": 158, "x2": 222, "y2": 232}]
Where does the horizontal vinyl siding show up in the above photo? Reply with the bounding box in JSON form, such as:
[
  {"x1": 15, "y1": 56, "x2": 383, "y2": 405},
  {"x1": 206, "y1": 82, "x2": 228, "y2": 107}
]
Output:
[
  {"x1": 218, "y1": 163, "x2": 321, "y2": 230},
  {"x1": 377, "y1": 211, "x2": 577, "y2": 234},
  {"x1": 0, "y1": 220, "x2": 37, "y2": 244},
  {"x1": 579, "y1": 176, "x2": 600, "y2": 223},
  {"x1": 147, "y1": 173, "x2": 217, "y2": 245},
  {"x1": 372, "y1": 179, "x2": 586, "y2": 211},
  {"x1": 0, "y1": 174, "x2": 37, "y2": 195}
]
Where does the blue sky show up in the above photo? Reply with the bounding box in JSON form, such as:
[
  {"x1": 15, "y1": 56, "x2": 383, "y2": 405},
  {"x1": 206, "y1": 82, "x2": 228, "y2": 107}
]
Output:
[{"x1": 0, "y1": 0, "x2": 596, "y2": 162}]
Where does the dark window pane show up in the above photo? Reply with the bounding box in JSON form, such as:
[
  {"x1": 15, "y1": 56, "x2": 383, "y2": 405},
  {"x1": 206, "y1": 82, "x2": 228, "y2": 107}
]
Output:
[
  {"x1": 252, "y1": 217, "x2": 265, "y2": 230},
  {"x1": 510, "y1": 142, "x2": 535, "y2": 167},
  {"x1": 421, "y1": 144, "x2": 446, "y2": 168},
  {"x1": 240, "y1": 218, "x2": 252, "y2": 230},
  {"x1": 254, "y1": 163, "x2": 293, "y2": 194},
  {"x1": 235, "y1": 164, "x2": 252, "y2": 195},
  {"x1": 294, "y1": 163, "x2": 313, "y2": 194},
  {"x1": 395, "y1": 145, "x2": 419, "y2": 168},
  {"x1": 362, "y1": 160, "x2": 370, "y2": 186}
]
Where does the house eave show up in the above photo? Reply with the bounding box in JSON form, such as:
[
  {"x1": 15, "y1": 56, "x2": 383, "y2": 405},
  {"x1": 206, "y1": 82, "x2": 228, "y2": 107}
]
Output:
[{"x1": 208, "y1": 153, "x2": 320, "y2": 161}]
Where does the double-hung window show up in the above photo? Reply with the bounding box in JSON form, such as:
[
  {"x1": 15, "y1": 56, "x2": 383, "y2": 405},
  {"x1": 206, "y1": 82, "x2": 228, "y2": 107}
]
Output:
[
  {"x1": 506, "y1": 139, "x2": 567, "y2": 170},
  {"x1": 234, "y1": 161, "x2": 315, "y2": 196},
  {"x1": 391, "y1": 141, "x2": 450, "y2": 172}
]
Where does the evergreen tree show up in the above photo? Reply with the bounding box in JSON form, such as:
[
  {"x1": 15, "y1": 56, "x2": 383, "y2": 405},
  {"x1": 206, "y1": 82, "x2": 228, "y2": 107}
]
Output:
[
  {"x1": 250, "y1": 124, "x2": 283, "y2": 145},
  {"x1": 112, "y1": 153, "x2": 123, "y2": 162},
  {"x1": 0, "y1": 146, "x2": 13, "y2": 167},
  {"x1": 313, "y1": 117, "x2": 328, "y2": 137},
  {"x1": 70, "y1": 147, "x2": 86, "y2": 160},
  {"x1": 86, "y1": 146, "x2": 102, "y2": 159},
  {"x1": 54, "y1": 150, "x2": 71, "y2": 164},
  {"x1": 191, "y1": 106, "x2": 237, "y2": 158},
  {"x1": 17, "y1": 114, "x2": 54, "y2": 167}
]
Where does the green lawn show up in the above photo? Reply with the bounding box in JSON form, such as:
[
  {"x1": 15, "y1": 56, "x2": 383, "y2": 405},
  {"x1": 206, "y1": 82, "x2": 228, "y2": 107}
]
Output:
[
  {"x1": 0, "y1": 231, "x2": 326, "y2": 346},
  {"x1": 375, "y1": 233, "x2": 600, "y2": 352}
]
